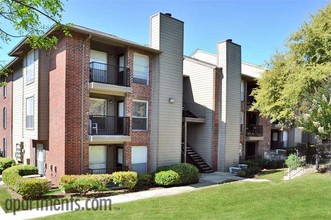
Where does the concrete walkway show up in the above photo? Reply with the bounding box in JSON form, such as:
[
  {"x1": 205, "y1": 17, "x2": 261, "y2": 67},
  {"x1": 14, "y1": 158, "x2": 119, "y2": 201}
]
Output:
[{"x1": 0, "y1": 172, "x2": 247, "y2": 220}]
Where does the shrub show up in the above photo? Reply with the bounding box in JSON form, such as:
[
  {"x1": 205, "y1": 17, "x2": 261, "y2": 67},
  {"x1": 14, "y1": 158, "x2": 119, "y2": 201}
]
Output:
[
  {"x1": 59, "y1": 175, "x2": 79, "y2": 189},
  {"x1": 18, "y1": 178, "x2": 50, "y2": 199},
  {"x1": 59, "y1": 174, "x2": 112, "y2": 193},
  {"x1": 0, "y1": 157, "x2": 16, "y2": 171},
  {"x1": 112, "y1": 171, "x2": 138, "y2": 189},
  {"x1": 154, "y1": 163, "x2": 199, "y2": 186},
  {"x1": 285, "y1": 154, "x2": 303, "y2": 170},
  {"x1": 2, "y1": 164, "x2": 50, "y2": 199},
  {"x1": 135, "y1": 173, "x2": 153, "y2": 189},
  {"x1": 154, "y1": 170, "x2": 180, "y2": 186},
  {"x1": 237, "y1": 167, "x2": 261, "y2": 178}
]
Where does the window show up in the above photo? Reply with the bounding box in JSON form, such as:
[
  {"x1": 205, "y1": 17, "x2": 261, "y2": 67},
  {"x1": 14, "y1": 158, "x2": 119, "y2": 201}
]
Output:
[
  {"x1": 133, "y1": 53, "x2": 149, "y2": 84},
  {"x1": 26, "y1": 50, "x2": 35, "y2": 84},
  {"x1": 131, "y1": 146, "x2": 147, "y2": 173},
  {"x1": 26, "y1": 97, "x2": 34, "y2": 129},
  {"x1": 2, "y1": 138, "x2": 6, "y2": 157},
  {"x1": 2, "y1": 107, "x2": 6, "y2": 129},
  {"x1": 240, "y1": 80, "x2": 245, "y2": 102},
  {"x1": 89, "y1": 98, "x2": 107, "y2": 115},
  {"x1": 132, "y1": 100, "x2": 148, "y2": 130},
  {"x1": 3, "y1": 84, "x2": 7, "y2": 98}
]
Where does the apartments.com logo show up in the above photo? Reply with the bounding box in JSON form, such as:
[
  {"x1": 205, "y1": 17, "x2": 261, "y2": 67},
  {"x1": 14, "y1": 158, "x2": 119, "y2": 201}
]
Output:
[{"x1": 5, "y1": 198, "x2": 112, "y2": 215}]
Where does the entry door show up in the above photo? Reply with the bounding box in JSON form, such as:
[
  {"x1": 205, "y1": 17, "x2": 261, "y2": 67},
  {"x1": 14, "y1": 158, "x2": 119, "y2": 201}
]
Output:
[
  {"x1": 246, "y1": 142, "x2": 256, "y2": 160},
  {"x1": 36, "y1": 144, "x2": 45, "y2": 175}
]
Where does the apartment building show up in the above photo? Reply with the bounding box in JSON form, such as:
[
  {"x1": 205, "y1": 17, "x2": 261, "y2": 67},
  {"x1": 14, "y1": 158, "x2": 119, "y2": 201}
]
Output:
[{"x1": 0, "y1": 13, "x2": 184, "y2": 184}]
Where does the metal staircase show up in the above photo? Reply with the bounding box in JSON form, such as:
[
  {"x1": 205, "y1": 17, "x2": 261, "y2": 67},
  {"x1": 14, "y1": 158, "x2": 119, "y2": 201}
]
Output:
[{"x1": 183, "y1": 144, "x2": 214, "y2": 173}]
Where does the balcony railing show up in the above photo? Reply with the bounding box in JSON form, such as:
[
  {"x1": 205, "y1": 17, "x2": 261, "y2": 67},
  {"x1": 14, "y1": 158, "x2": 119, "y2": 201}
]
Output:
[
  {"x1": 88, "y1": 166, "x2": 129, "y2": 174},
  {"x1": 89, "y1": 115, "x2": 130, "y2": 135},
  {"x1": 89, "y1": 62, "x2": 130, "y2": 87},
  {"x1": 246, "y1": 124, "x2": 263, "y2": 136}
]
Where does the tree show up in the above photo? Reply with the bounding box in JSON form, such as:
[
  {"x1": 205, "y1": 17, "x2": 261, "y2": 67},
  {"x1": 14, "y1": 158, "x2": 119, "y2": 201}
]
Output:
[
  {"x1": 252, "y1": 2, "x2": 331, "y2": 138},
  {"x1": 0, "y1": 0, "x2": 69, "y2": 84}
]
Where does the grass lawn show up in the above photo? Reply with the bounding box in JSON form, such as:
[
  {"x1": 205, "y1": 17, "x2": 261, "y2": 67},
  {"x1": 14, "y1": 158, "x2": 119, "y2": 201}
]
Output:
[
  {"x1": 38, "y1": 171, "x2": 331, "y2": 220},
  {"x1": 0, "y1": 185, "x2": 86, "y2": 213},
  {"x1": 256, "y1": 169, "x2": 284, "y2": 183}
]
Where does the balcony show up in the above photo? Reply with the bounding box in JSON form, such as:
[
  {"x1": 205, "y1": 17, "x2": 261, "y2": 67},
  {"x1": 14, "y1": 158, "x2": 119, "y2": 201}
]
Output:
[
  {"x1": 246, "y1": 124, "x2": 263, "y2": 141},
  {"x1": 88, "y1": 115, "x2": 131, "y2": 144},
  {"x1": 89, "y1": 62, "x2": 132, "y2": 96}
]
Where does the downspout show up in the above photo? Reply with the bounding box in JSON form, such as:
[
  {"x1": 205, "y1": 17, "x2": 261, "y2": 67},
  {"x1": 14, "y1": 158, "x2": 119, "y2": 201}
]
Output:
[{"x1": 81, "y1": 34, "x2": 91, "y2": 174}]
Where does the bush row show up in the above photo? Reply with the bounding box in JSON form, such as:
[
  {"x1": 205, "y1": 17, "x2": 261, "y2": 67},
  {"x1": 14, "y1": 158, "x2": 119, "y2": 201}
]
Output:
[
  {"x1": 2, "y1": 165, "x2": 50, "y2": 199},
  {"x1": 59, "y1": 171, "x2": 138, "y2": 195},
  {"x1": 0, "y1": 157, "x2": 16, "y2": 172}
]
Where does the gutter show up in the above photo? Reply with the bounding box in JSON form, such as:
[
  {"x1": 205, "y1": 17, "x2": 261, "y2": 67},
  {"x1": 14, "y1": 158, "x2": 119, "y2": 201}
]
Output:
[{"x1": 81, "y1": 34, "x2": 91, "y2": 174}]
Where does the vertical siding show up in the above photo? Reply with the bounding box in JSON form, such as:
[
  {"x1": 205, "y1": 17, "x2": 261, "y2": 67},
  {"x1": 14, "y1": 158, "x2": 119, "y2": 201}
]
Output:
[
  {"x1": 217, "y1": 40, "x2": 241, "y2": 171},
  {"x1": 183, "y1": 59, "x2": 215, "y2": 165},
  {"x1": 22, "y1": 49, "x2": 39, "y2": 163},
  {"x1": 12, "y1": 66, "x2": 23, "y2": 161},
  {"x1": 150, "y1": 13, "x2": 183, "y2": 169},
  {"x1": 38, "y1": 50, "x2": 49, "y2": 140}
]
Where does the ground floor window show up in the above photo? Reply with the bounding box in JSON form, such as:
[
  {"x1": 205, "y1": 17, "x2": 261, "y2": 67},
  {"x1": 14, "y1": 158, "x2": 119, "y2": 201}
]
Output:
[
  {"x1": 89, "y1": 145, "x2": 107, "y2": 172},
  {"x1": 131, "y1": 146, "x2": 147, "y2": 173}
]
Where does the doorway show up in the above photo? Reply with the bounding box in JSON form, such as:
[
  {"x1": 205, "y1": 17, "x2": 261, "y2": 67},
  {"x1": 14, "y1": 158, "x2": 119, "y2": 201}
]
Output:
[
  {"x1": 246, "y1": 142, "x2": 256, "y2": 160},
  {"x1": 36, "y1": 144, "x2": 45, "y2": 175}
]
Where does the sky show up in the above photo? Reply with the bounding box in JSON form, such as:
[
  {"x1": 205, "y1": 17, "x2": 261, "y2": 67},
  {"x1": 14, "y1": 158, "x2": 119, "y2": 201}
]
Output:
[{"x1": 0, "y1": 0, "x2": 329, "y2": 66}]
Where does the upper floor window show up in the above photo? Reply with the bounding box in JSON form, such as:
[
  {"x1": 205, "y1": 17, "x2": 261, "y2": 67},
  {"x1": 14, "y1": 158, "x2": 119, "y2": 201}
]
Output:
[
  {"x1": 240, "y1": 80, "x2": 244, "y2": 102},
  {"x1": 26, "y1": 96, "x2": 34, "y2": 129},
  {"x1": 133, "y1": 53, "x2": 149, "y2": 85},
  {"x1": 132, "y1": 100, "x2": 148, "y2": 130},
  {"x1": 2, "y1": 107, "x2": 6, "y2": 129},
  {"x1": 26, "y1": 50, "x2": 35, "y2": 85},
  {"x1": 2, "y1": 84, "x2": 7, "y2": 98}
]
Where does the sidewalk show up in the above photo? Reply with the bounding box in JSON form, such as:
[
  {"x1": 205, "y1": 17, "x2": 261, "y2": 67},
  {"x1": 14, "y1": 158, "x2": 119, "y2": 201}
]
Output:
[{"x1": 0, "y1": 172, "x2": 244, "y2": 220}]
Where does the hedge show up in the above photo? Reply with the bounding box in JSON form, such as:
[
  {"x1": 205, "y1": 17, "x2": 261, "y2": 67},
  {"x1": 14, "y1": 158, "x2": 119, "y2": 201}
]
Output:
[
  {"x1": 59, "y1": 171, "x2": 138, "y2": 194},
  {"x1": 0, "y1": 157, "x2": 15, "y2": 172},
  {"x1": 154, "y1": 163, "x2": 199, "y2": 186},
  {"x1": 154, "y1": 170, "x2": 180, "y2": 186},
  {"x1": 2, "y1": 165, "x2": 50, "y2": 199},
  {"x1": 135, "y1": 173, "x2": 153, "y2": 189}
]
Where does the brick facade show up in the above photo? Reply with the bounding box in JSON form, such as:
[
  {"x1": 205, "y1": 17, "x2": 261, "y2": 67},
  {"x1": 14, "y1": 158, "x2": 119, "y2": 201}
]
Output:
[
  {"x1": 125, "y1": 48, "x2": 153, "y2": 172},
  {"x1": 0, "y1": 74, "x2": 13, "y2": 158}
]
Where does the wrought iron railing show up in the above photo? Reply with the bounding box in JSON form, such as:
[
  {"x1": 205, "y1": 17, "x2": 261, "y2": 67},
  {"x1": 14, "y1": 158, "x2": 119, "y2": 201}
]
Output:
[
  {"x1": 246, "y1": 124, "x2": 263, "y2": 136},
  {"x1": 89, "y1": 115, "x2": 130, "y2": 135},
  {"x1": 89, "y1": 62, "x2": 130, "y2": 87},
  {"x1": 88, "y1": 166, "x2": 129, "y2": 174}
]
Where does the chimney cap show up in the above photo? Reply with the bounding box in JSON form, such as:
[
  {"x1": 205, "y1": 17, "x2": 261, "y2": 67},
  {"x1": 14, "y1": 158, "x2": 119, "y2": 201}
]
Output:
[{"x1": 164, "y1": 13, "x2": 172, "y2": 17}]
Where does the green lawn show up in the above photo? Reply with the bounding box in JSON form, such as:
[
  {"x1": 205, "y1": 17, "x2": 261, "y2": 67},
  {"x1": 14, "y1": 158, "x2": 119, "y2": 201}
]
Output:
[
  {"x1": 256, "y1": 169, "x2": 284, "y2": 183},
  {"x1": 38, "y1": 172, "x2": 331, "y2": 220}
]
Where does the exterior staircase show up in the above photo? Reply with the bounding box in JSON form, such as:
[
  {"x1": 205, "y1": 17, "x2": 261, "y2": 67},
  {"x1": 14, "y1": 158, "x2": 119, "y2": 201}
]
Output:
[{"x1": 183, "y1": 144, "x2": 214, "y2": 173}]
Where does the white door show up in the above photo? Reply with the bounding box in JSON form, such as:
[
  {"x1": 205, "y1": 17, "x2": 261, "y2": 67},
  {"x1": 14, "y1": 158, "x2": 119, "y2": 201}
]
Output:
[
  {"x1": 36, "y1": 144, "x2": 45, "y2": 175},
  {"x1": 90, "y1": 50, "x2": 108, "y2": 82},
  {"x1": 283, "y1": 131, "x2": 288, "y2": 147}
]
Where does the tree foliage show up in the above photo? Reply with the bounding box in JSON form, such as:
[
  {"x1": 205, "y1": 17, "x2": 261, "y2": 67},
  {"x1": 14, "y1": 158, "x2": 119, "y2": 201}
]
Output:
[
  {"x1": 252, "y1": 2, "x2": 331, "y2": 137},
  {"x1": 0, "y1": 0, "x2": 69, "y2": 83}
]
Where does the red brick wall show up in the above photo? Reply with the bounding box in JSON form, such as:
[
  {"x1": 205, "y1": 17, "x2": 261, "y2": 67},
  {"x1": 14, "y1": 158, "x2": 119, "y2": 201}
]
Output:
[
  {"x1": 47, "y1": 36, "x2": 67, "y2": 184},
  {"x1": 64, "y1": 35, "x2": 90, "y2": 176},
  {"x1": 0, "y1": 74, "x2": 13, "y2": 158},
  {"x1": 258, "y1": 117, "x2": 272, "y2": 155},
  {"x1": 125, "y1": 48, "x2": 153, "y2": 171}
]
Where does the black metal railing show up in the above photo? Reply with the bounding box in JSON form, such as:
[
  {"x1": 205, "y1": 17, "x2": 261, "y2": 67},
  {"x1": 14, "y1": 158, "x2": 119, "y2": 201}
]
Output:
[
  {"x1": 89, "y1": 115, "x2": 130, "y2": 135},
  {"x1": 88, "y1": 166, "x2": 129, "y2": 174},
  {"x1": 271, "y1": 141, "x2": 284, "y2": 150},
  {"x1": 246, "y1": 124, "x2": 263, "y2": 136},
  {"x1": 89, "y1": 62, "x2": 130, "y2": 87}
]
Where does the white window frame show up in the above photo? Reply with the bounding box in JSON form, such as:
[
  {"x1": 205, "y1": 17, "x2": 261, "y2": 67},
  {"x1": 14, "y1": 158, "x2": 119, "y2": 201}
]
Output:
[
  {"x1": 26, "y1": 50, "x2": 35, "y2": 85},
  {"x1": 3, "y1": 84, "x2": 7, "y2": 98},
  {"x1": 2, "y1": 107, "x2": 6, "y2": 129},
  {"x1": 132, "y1": 100, "x2": 148, "y2": 131},
  {"x1": 26, "y1": 96, "x2": 34, "y2": 129},
  {"x1": 131, "y1": 146, "x2": 147, "y2": 173},
  {"x1": 133, "y1": 53, "x2": 149, "y2": 85}
]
